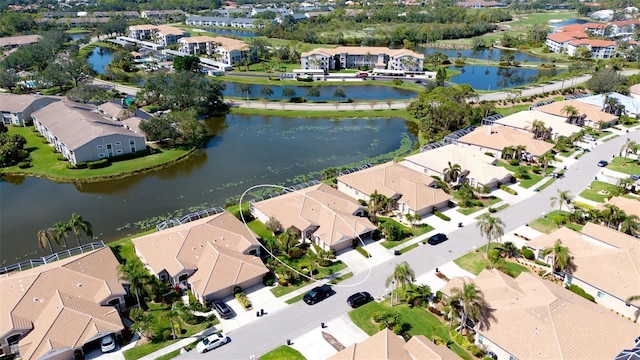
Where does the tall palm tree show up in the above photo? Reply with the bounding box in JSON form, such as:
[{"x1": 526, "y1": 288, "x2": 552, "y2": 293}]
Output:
[
  {"x1": 117, "y1": 262, "x2": 147, "y2": 307},
  {"x1": 385, "y1": 261, "x2": 416, "y2": 306},
  {"x1": 443, "y1": 162, "x2": 462, "y2": 184},
  {"x1": 550, "y1": 189, "x2": 572, "y2": 215},
  {"x1": 620, "y1": 214, "x2": 640, "y2": 236},
  {"x1": 68, "y1": 213, "x2": 93, "y2": 247},
  {"x1": 450, "y1": 282, "x2": 491, "y2": 333},
  {"x1": 369, "y1": 190, "x2": 388, "y2": 224},
  {"x1": 37, "y1": 229, "x2": 56, "y2": 254},
  {"x1": 561, "y1": 105, "x2": 579, "y2": 124},
  {"x1": 405, "y1": 283, "x2": 432, "y2": 307},
  {"x1": 620, "y1": 138, "x2": 638, "y2": 159},
  {"x1": 501, "y1": 146, "x2": 515, "y2": 160},
  {"x1": 541, "y1": 239, "x2": 574, "y2": 274},
  {"x1": 52, "y1": 220, "x2": 71, "y2": 249},
  {"x1": 476, "y1": 215, "x2": 505, "y2": 254},
  {"x1": 538, "y1": 151, "x2": 555, "y2": 173}
]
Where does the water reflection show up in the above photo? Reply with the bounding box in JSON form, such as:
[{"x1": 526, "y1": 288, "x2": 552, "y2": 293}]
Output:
[
  {"x1": 224, "y1": 83, "x2": 418, "y2": 100},
  {"x1": 449, "y1": 65, "x2": 561, "y2": 90},
  {"x1": 420, "y1": 47, "x2": 545, "y2": 63},
  {"x1": 87, "y1": 47, "x2": 114, "y2": 74}
]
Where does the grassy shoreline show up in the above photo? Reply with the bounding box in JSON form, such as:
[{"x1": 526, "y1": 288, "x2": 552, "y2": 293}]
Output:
[{"x1": 229, "y1": 107, "x2": 414, "y2": 120}]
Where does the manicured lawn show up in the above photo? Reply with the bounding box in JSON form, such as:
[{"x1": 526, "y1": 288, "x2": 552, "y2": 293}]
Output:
[
  {"x1": 399, "y1": 243, "x2": 419, "y2": 254},
  {"x1": 2, "y1": 126, "x2": 192, "y2": 182},
  {"x1": 456, "y1": 196, "x2": 502, "y2": 215},
  {"x1": 453, "y1": 244, "x2": 529, "y2": 276},
  {"x1": 261, "y1": 346, "x2": 306, "y2": 360},
  {"x1": 495, "y1": 104, "x2": 531, "y2": 116},
  {"x1": 247, "y1": 220, "x2": 272, "y2": 240},
  {"x1": 527, "y1": 210, "x2": 581, "y2": 234},
  {"x1": 270, "y1": 260, "x2": 347, "y2": 297},
  {"x1": 349, "y1": 300, "x2": 472, "y2": 360},
  {"x1": 579, "y1": 181, "x2": 619, "y2": 203},
  {"x1": 496, "y1": 161, "x2": 548, "y2": 189},
  {"x1": 285, "y1": 293, "x2": 306, "y2": 305},
  {"x1": 379, "y1": 218, "x2": 433, "y2": 249},
  {"x1": 606, "y1": 157, "x2": 640, "y2": 176}
]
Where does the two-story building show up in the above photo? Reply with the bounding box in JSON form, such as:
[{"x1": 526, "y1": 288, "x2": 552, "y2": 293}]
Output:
[
  {"x1": 0, "y1": 94, "x2": 60, "y2": 126},
  {"x1": 128, "y1": 25, "x2": 189, "y2": 46},
  {"x1": 300, "y1": 46, "x2": 424, "y2": 71},
  {"x1": 178, "y1": 36, "x2": 255, "y2": 66}
]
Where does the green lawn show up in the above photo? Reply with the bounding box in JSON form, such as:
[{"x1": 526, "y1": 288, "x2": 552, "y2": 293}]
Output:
[
  {"x1": 453, "y1": 244, "x2": 529, "y2": 276},
  {"x1": 496, "y1": 161, "x2": 547, "y2": 189},
  {"x1": 2, "y1": 126, "x2": 192, "y2": 182},
  {"x1": 495, "y1": 104, "x2": 531, "y2": 116},
  {"x1": 606, "y1": 157, "x2": 640, "y2": 176},
  {"x1": 456, "y1": 196, "x2": 502, "y2": 215},
  {"x1": 398, "y1": 243, "x2": 419, "y2": 254},
  {"x1": 247, "y1": 220, "x2": 271, "y2": 240},
  {"x1": 379, "y1": 218, "x2": 434, "y2": 249},
  {"x1": 270, "y1": 260, "x2": 347, "y2": 297},
  {"x1": 261, "y1": 346, "x2": 306, "y2": 360},
  {"x1": 579, "y1": 181, "x2": 619, "y2": 203},
  {"x1": 349, "y1": 300, "x2": 472, "y2": 360},
  {"x1": 528, "y1": 210, "x2": 582, "y2": 234}
]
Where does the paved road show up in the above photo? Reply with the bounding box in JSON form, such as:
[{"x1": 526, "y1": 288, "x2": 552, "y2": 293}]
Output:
[{"x1": 180, "y1": 129, "x2": 638, "y2": 359}]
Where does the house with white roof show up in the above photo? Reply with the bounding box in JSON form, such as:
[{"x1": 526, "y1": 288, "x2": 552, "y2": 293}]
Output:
[
  {"x1": 456, "y1": 125, "x2": 554, "y2": 159},
  {"x1": 400, "y1": 144, "x2": 512, "y2": 189},
  {"x1": 576, "y1": 92, "x2": 640, "y2": 118},
  {"x1": 301, "y1": 46, "x2": 424, "y2": 71},
  {"x1": 494, "y1": 109, "x2": 583, "y2": 139},
  {"x1": 0, "y1": 94, "x2": 60, "y2": 126},
  {"x1": 441, "y1": 268, "x2": 640, "y2": 360},
  {"x1": 251, "y1": 183, "x2": 376, "y2": 252},
  {"x1": 527, "y1": 223, "x2": 640, "y2": 320}
]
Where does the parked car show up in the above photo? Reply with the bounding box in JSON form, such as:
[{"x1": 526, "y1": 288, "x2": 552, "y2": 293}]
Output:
[
  {"x1": 100, "y1": 334, "x2": 116, "y2": 353},
  {"x1": 427, "y1": 233, "x2": 448, "y2": 245},
  {"x1": 584, "y1": 134, "x2": 596, "y2": 142},
  {"x1": 597, "y1": 160, "x2": 608, "y2": 167},
  {"x1": 303, "y1": 284, "x2": 332, "y2": 305},
  {"x1": 212, "y1": 300, "x2": 233, "y2": 319},
  {"x1": 347, "y1": 292, "x2": 374, "y2": 308},
  {"x1": 196, "y1": 333, "x2": 229, "y2": 353},
  {"x1": 631, "y1": 174, "x2": 640, "y2": 181}
]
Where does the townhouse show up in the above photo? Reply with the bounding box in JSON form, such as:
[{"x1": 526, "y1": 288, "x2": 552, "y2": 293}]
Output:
[
  {"x1": 455, "y1": 125, "x2": 554, "y2": 160},
  {"x1": 301, "y1": 46, "x2": 424, "y2": 72},
  {"x1": 128, "y1": 25, "x2": 189, "y2": 46},
  {"x1": 494, "y1": 109, "x2": 583, "y2": 139},
  {"x1": 178, "y1": 36, "x2": 256, "y2": 66},
  {"x1": 534, "y1": 99, "x2": 619, "y2": 128},
  {"x1": 140, "y1": 9, "x2": 185, "y2": 21},
  {"x1": 0, "y1": 94, "x2": 59, "y2": 127},
  {"x1": 185, "y1": 16, "x2": 231, "y2": 27},
  {"x1": 0, "y1": 35, "x2": 42, "y2": 50}
]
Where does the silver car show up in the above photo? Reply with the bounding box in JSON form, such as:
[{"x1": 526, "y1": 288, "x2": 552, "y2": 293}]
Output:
[{"x1": 196, "y1": 333, "x2": 229, "y2": 353}]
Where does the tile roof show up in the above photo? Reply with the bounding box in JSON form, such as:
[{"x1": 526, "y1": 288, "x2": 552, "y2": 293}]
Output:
[
  {"x1": 337, "y1": 162, "x2": 452, "y2": 213},
  {"x1": 302, "y1": 46, "x2": 424, "y2": 60},
  {"x1": 328, "y1": 329, "x2": 412, "y2": 360},
  {"x1": 402, "y1": 335, "x2": 460, "y2": 359},
  {"x1": 547, "y1": 31, "x2": 587, "y2": 43},
  {"x1": 402, "y1": 144, "x2": 511, "y2": 185},
  {"x1": 597, "y1": 196, "x2": 640, "y2": 218},
  {"x1": 568, "y1": 38, "x2": 616, "y2": 47},
  {"x1": 457, "y1": 125, "x2": 554, "y2": 156},
  {"x1": 0, "y1": 93, "x2": 59, "y2": 113},
  {"x1": 252, "y1": 183, "x2": 376, "y2": 248},
  {"x1": 496, "y1": 110, "x2": 582, "y2": 138},
  {"x1": 133, "y1": 211, "x2": 263, "y2": 279},
  {"x1": 534, "y1": 99, "x2": 619, "y2": 123},
  {"x1": 179, "y1": 35, "x2": 250, "y2": 52},
  {"x1": 442, "y1": 269, "x2": 640, "y2": 359},
  {"x1": 32, "y1": 100, "x2": 144, "y2": 150}
]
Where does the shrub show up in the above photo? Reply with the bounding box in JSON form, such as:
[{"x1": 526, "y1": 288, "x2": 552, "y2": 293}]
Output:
[
  {"x1": 392, "y1": 79, "x2": 403, "y2": 86},
  {"x1": 233, "y1": 286, "x2": 242, "y2": 295},
  {"x1": 17, "y1": 161, "x2": 31, "y2": 169},
  {"x1": 372, "y1": 311, "x2": 384, "y2": 322},
  {"x1": 356, "y1": 246, "x2": 370, "y2": 258},
  {"x1": 262, "y1": 272, "x2": 275, "y2": 286},
  {"x1": 500, "y1": 184, "x2": 518, "y2": 195},
  {"x1": 488, "y1": 207, "x2": 497, "y2": 213},
  {"x1": 434, "y1": 211, "x2": 451, "y2": 221},
  {"x1": 566, "y1": 284, "x2": 595, "y2": 302},
  {"x1": 288, "y1": 247, "x2": 305, "y2": 259},
  {"x1": 317, "y1": 259, "x2": 333, "y2": 267},
  {"x1": 235, "y1": 292, "x2": 252, "y2": 309},
  {"x1": 509, "y1": 159, "x2": 519, "y2": 166},
  {"x1": 487, "y1": 249, "x2": 502, "y2": 263},
  {"x1": 494, "y1": 261, "x2": 517, "y2": 278},
  {"x1": 534, "y1": 259, "x2": 550, "y2": 266},
  {"x1": 521, "y1": 248, "x2": 535, "y2": 260},
  {"x1": 87, "y1": 158, "x2": 110, "y2": 169},
  {"x1": 75, "y1": 162, "x2": 88, "y2": 169},
  {"x1": 57, "y1": 156, "x2": 67, "y2": 161},
  {"x1": 468, "y1": 344, "x2": 485, "y2": 357}
]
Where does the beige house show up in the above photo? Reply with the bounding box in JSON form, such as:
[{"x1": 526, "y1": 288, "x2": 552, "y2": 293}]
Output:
[
  {"x1": 534, "y1": 99, "x2": 618, "y2": 128},
  {"x1": 128, "y1": 24, "x2": 189, "y2": 46},
  {"x1": 596, "y1": 196, "x2": 640, "y2": 217},
  {"x1": 441, "y1": 269, "x2": 640, "y2": 360},
  {"x1": 0, "y1": 248, "x2": 125, "y2": 360},
  {"x1": 329, "y1": 328, "x2": 458, "y2": 360},
  {"x1": 178, "y1": 36, "x2": 255, "y2": 66},
  {"x1": 337, "y1": 162, "x2": 452, "y2": 218},
  {"x1": 0, "y1": 94, "x2": 60, "y2": 126},
  {"x1": 300, "y1": 46, "x2": 424, "y2": 72},
  {"x1": 494, "y1": 110, "x2": 583, "y2": 139},
  {"x1": 133, "y1": 211, "x2": 268, "y2": 304},
  {"x1": 401, "y1": 144, "x2": 512, "y2": 189},
  {"x1": 32, "y1": 100, "x2": 146, "y2": 166},
  {"x1": 97, "y1": 101, "x2": 132, "y2": 121},
  {"x1": 456, "y1": 125, "x2": 554, "y2": 159},
  {"x1": 251, "y1": 183, "x2": 376, "y2": 252},
  {"x1": 527, "y1": 223, "x2": 640, "y2": 320}
]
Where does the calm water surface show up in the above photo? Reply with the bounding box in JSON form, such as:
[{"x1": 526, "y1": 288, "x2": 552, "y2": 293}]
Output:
[
  {"x1": 224, "y1": 83, "x2": 418, "y2": 100},
  {"x1": 87, "y1": 47, "x2": 114, "y2": 74},
  {"x1": 0, "y1": 115, "x2": 416, "y2": 264},
  {"x1": 420, "y1": 47, "x2": 545, "y2": 63},
  {"x1": 449, "y1": 65, "x2": 561, "y2": 90}
]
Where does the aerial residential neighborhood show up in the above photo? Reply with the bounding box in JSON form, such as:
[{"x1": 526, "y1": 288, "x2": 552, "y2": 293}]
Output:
[{"x1": 4, "y1": 0, "x2": 640, "y2": 359}]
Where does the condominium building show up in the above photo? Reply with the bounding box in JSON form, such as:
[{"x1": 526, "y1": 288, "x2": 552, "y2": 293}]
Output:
[{"x1": 300, "y1": 46, "x2": 424, "y2": 71}]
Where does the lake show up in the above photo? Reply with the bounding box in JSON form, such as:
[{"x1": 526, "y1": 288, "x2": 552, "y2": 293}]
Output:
[
  {"x1": 448, "y1": 65, "x2": 561, "y2": 90},
  {"x1": 420, "y1": 47, "x2": 545, "y2": 63},
  {"x1": 224, "y1": 83, "x2": 418, "y2": 100},
  {"x1": 87, "y1": 47, "x2": 114, "y2": 74},
  {"x1": 203, "y1": 28, "x2": 259, "y2": 38},
  {"x1": 0, "y1": 115, "x2": 417, "y2": 264},
  {"x1": 549, "y1": 18, "x2": 590, "y2": 28}
]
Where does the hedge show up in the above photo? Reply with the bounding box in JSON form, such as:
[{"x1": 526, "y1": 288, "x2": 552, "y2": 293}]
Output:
[
  {"x1": 500, "y1": 184, "x2": 517, "y2": 195},
  {"x1": 87, "y1": 158, "x2": 110, "y2": 169},
  {"x1": 17, "y1": 161, "x2": 31, "y2": 169},
  {"x1": 521, "y1": 248, "x2": 535, "y2": 260},
  {"x1": 434, "y1": 211, "x2": 450, "y2": 221},
  {"x1": 235, "y1": 292, "x2": 252, "y2": 309},
  {"x1": 356, "y1": 246, "x2": 370, "y2": 258},
  {"x1": 566, "y1": 284, "x2": 595, "y2": 302}
]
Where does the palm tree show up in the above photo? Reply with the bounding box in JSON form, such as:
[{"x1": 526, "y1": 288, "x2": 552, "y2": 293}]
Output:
[
  {"x1": 550, "y1": 189, "x2": 572, "y2": 215},
  {"x1": 476, "y1": 215, "x2": 505, "y2": 254},
  {"x1": 620, "y1": 138, "x2": 638, "y2": 159},
  {"x1": 368, "y1": 190, "x2": 388, "y2": 224},
  {"x1": 497, "y1": 241, "x2": 517, "y2": 258},
  {"x1": 541, "y1": 239, "x2": 574, "y2": 275},
  {"x1": 501, "y1": 146, "x2": 515, "y2": 160},
  {"x1": 405, "y1": 283, "x2": 432, "y2": 307},
  {"x1": 620, "y1": 214, "x2": 640, "y2": 236},
  {"x1": 68, "y1": 213, "x2": 93, "y2": 247},
  {"x1": 443, "y1": 162, "x2": 462, "y2": 184},
  {"x1": 527, "y1": 119, "x2": 547, "y2": 139},
  {"x1": 513, "y1": 145, "x2": 527, "y2": 161},
  {"x1": 538, "y1": 151, "x2": 555, "y2": 174},
  {"x1": 52, "y1": 221, "x2": 71, "y2": 249},
  {"x1": 450, "y1": 282, "x2": 491, "y2": 333},
  {"x1": 561, "y1": 105, "x2": 579, "y2": 124},
  {"x1": 117, "y1": 262, "x2": 147, "y2": 307},
  {"x1": 385, "y1": 261, "x2": 416, "y2": 306},
  {"x1": 37, "y1": 229, "x2": 56, "y2": 254}
]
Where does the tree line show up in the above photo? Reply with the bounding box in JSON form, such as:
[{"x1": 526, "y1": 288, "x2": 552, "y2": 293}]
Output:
[{"x1": 37, "y1": 213, "x2": 93, "y2": 253}]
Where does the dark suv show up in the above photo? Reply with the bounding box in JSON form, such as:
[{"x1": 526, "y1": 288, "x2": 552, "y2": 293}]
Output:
[
  {"x1": 427, "y1": 233, "x2": 448, "y2": 245},
  {"x1": 212, "y1": 300, "x2": 233, "y2": 319},
  {"x1": 347, "y1": 292, "x2": 374, "y2": 308},
  {"x1": 303, "y1": 284, "x2": 332, "y2": 305}
]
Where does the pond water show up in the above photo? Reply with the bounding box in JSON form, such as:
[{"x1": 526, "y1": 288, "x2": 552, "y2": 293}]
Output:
[
  {"x1": 223, "y1": 83, "x2": 418, "y2": 100},
  {"x1": 0, "y1": 115, "x2": 416, "y2": 264},
  {"x1": 420, "y1": 47, "x2": 545, "y2": 63},
  {"x1": 69, "y1": 33, "x2": 89, "y2": 41},
  {"x1": 87, "y1": 47, "x2": 114, "y2": 74},
  {"x1": 448, "y1": 65, "x2": 562, "y2": 90},
  {"x1": 548, "y1": 18, "x2": 590, "y2": 28},
  {"x1": 203, "y1": 28, "x2": 259, "y2": 38}
]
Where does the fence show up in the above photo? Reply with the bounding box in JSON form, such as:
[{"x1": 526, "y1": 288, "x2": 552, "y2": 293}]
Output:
[
  {"x1": 156, "y1": 206, "x2": 226, "y2": 231},
  {"x1": 0, "y1": 241, "x2": 106, "y2": 275},
  {"x1": 250, "y1": 180, "x2": 321, "y2": 203}
]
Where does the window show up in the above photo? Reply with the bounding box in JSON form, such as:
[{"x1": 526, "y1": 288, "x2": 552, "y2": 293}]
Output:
[
  {"x1": 478, "y1": 335, "x2": 484, "y2": 344},
  {"x1": 597, "y1": 291, "x2": 605, "y2": 300},
  {"x1": 566, "y1": 275, "x2": 573, "y2": 285},
  {"x1": 509, "y1": 356, "x2": 518, "y2": 360},
  {"x1": 97, "y1": 145, "x2": 103, "y2": 149},
  {"x1": 98, "y1": 153, "x2": 105, "y2": 158},
  {"x1": 115, "y1": 141, "x2": 121, "y2": 146},
  {"x1": 116, "y1": 149, "x2": 123, "y2": 154}
]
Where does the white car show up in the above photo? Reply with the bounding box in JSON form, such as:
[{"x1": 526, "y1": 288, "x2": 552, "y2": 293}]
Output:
[
  {"x1": 195, "y1": 333, "x2": 229, "y2": 353},
  {"x1": 100, "y1": 334, "x2": 116, "y2": 353}
]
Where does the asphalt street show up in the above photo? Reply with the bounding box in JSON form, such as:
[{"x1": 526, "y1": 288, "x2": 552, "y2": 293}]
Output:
[{"x1": 178, "y1": 128, "x2": 639, "y2": 359}]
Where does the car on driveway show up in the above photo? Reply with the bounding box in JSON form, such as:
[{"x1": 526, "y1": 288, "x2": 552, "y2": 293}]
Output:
[
  {"x1": 100, "y1": 334, "x2": 115, "y2": 353},
  {"x1": 303, "y1": 284, "x2": 332, "y2": 305},
  {"x1": 347, "y1": 292, "x2": 374, "y2": 308},
  {"x1": 631, "y1": 174, "x2": 640, "y2": 181},
  {"x1": 196, "y1": 333, "x2": 229, "y2": 353},
  {"x1": 597, "y1": 160, "x2": 608, "y2": 167},
  {"x1": 212, "y1": 300, "x2": 233, "y2": 319},
  {"x1": 427, "y1": 233, "x2": 448, "y2": 245}
]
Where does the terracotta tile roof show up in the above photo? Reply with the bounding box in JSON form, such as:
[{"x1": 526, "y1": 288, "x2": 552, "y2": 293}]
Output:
[
  {"x1": 302, "y1": 46, "x2": 424, "y2": 60},
  {"x1": 402, "y1": 335, "x2": 460, "y2": 359},
  {"x1": 559, "y1": 23, "x2": 605, "y2": 33},
  {"x1": 32, "y1": 100, "x2": 144, "y2": 150},
  {"x1": 496, "y1": 110, "x2": 582, "y2": 138},
  {"x1": 328, "y1": 329, "x2": 412, "y2": 360},
  {"x1": 534, "y1": 99, "x2": 618, "y2": 123},
  {"x1": 442, "y1": 269, "x2": 640, "y2": 359},
  {"x1": 156, "y1": 25, "x2": 188, "y2": 36},
  {"x1": 597, "y1": 196, "x2": 640, "y2": 218},
  {"x1": 547, "y1": 31, "x2": 586, "y2": 43},
  {"x1": 180, "y1": 35, "x2": 250, "y2": 52},
  {"x1": 402, "y1": 144, "x2": 511, "y2": 185},
  {"x1": 252, "y1": 183, "x2": 376, "y2": 248},
  {"x1": 568, "y1": 38, "x2": 616, "y2": 47},
  {"x1": 337, "y1": 162, "x2": 452, "y2": 213},
  {"x1": 133, "y1": 211, "x2": 262, "y2": 278},
  {"x1": 128, "y1": 24, "x2": 157, "y2": 31},
  {"x1": 457, "y1": 125, "x2": 554, "y2": 156}
]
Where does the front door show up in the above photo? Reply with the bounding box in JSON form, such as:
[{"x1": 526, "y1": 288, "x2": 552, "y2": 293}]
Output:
[{"x1": 106, "y1": 143, "x2": 113, "y2": 157}]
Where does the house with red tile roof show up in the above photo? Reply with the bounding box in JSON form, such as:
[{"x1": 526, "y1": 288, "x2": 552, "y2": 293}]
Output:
[{"x1": 546, "y1": 21, "x2": 620, "y2": 58}]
